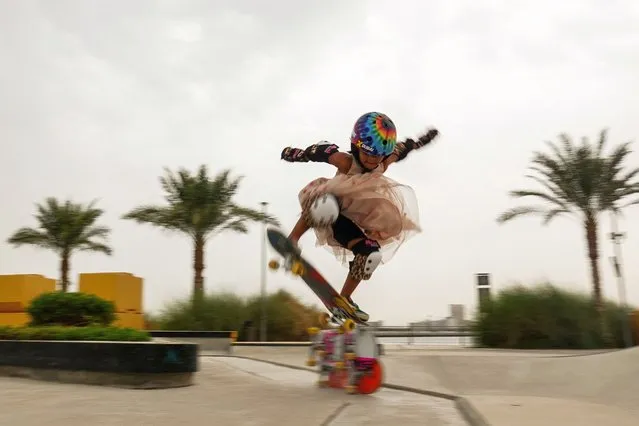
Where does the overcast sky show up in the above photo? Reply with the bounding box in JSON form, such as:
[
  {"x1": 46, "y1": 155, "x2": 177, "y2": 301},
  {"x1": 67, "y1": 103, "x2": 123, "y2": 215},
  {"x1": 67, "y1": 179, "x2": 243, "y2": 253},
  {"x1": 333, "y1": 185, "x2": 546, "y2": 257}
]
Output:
[{"x1": 2, "y1": 0, "x2": 639, "y2": 325}]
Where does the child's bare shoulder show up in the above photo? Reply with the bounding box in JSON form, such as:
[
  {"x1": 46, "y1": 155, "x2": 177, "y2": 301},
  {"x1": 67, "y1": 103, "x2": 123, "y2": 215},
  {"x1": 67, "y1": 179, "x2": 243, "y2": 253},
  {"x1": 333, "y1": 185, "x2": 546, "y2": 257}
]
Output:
[{"x1": 329, "y1": 151, "x2": 353, "y2": 173}]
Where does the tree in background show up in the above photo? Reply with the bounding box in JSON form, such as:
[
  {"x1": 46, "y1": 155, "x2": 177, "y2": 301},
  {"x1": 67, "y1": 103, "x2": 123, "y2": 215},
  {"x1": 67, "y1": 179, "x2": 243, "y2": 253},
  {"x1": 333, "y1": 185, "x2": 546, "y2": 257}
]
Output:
[
  {"x1": 7, "y1": 197, "x2": 112, "y2": 292},
  {"x1": 122, "y1": 165, "x2": 280, "y2": 301},
  {"x1": 497, "y1": 129, "x2": 639, "y2": 311}
]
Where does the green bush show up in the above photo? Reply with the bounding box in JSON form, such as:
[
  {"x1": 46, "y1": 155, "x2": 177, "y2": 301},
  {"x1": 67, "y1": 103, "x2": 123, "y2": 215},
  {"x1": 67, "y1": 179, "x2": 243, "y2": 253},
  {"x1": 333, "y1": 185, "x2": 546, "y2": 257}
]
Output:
[
  {"x1": 157, "y1": 291, "x2": 249, "y2": 332},
  {"x1": 0, "y1": 325, "x2": 151, "y2": 341},
  {"x1": 473, "y1": 283, "x2": 635, "y2": 349},
  {"x1": 155, "y1": 289, "x2": 323, "y2": 341},
  {"x1": 244, "y1": 290, "x2": 323, "y2": 341},
  {"x1": 27, "y1": 291, "x2": 116, "y2": 327}
]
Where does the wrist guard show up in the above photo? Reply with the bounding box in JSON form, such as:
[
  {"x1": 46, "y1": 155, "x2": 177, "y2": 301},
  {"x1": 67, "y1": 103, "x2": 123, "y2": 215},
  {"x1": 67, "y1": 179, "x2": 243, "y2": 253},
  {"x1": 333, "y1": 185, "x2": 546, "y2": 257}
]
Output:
[
  {"x1": 304, "y1": 142, "x2": 340, "y2": 163},
  {"x1": 391, "y1": 128, "x2": 439, "y2": 162}
]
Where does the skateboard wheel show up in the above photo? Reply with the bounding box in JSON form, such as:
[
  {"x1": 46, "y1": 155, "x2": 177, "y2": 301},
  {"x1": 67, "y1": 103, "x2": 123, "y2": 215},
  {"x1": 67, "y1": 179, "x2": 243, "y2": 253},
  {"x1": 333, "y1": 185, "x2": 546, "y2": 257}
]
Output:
[
  {"x1": 356, "y1": 360, "x2": 383, "y2": 394},
  {"x1": 307, "y1": 327, "x2": 320, "y2": 336},
  {"x1": 291, "y1": 261, "x2": 305, "y2": 276},
  {"x1": 342, "y1": 319, "x2": 356, "y2": 332},
  {"x1": 345, "y1": 352, "x2": 356, "y2": 361},
  {"x1": 345, "y1": 385, "x2": 357, "y2": 394},
  {"x1": 267, "y1": 259, "x2": 280, "y2": 270},
  {"x1": 317, "y1": 378, "x2": 329, "y2": 387},
  {"x1": 306, "y1": 359, "x2": 316, "y2": 366},
  {"x1": 334, "y1": 361, "x2": 345, "y2": 369}
]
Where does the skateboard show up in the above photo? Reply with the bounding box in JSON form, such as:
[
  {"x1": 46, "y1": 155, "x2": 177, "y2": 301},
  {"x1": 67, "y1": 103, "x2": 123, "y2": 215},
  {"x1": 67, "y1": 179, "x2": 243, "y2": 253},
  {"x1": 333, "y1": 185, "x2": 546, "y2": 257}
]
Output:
[{"x1": 266, "y1": 227, "x2": 367, "y2": 331}]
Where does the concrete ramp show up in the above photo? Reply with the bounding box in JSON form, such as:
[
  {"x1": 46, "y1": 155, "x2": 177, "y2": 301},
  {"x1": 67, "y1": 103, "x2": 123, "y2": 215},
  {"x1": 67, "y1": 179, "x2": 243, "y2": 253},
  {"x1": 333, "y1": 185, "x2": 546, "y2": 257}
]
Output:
[
  {"x1": 425, "y1": 347, "x2": 639, "y2": 410},
  {"x1": 387, "y1": 347, "x2": 639, "y2": 425},
  {"x1": 228, "y1": 346, "x2": 639, "y2": 425}
]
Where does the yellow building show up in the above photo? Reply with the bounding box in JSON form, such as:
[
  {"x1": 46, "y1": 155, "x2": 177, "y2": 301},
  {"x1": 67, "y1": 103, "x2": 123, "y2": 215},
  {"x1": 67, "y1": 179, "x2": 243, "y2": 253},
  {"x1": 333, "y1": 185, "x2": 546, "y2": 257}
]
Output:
[
  {"x1": 0, "y1": 272, "x2": 145, "y2": 329},
  {"x1": 0, "y1": 274, "x2": 56, "y2": 326},
  {"x1": 79, "y1": 272, "x2": 144, "y2": 329}
]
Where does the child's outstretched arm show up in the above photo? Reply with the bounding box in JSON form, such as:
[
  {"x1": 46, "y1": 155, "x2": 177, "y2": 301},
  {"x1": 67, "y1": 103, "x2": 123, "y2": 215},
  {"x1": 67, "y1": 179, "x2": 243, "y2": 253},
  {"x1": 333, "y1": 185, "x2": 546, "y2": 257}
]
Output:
[
  {"x1": 281, "y1": 142, "x2": 350, "y2": 171},
  {"x1": 383, "y1": 128, "x2": 439, "y2": 170}
]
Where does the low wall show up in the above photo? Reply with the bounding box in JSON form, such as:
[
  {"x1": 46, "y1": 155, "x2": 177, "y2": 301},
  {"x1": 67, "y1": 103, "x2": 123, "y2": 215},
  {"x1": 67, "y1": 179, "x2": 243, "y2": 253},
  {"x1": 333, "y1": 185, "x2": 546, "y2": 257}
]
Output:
[
  {"x1": 0, "y1": 340, "x2": 198, "y2": 389},
  {"x1": 149, "y1": 330, "x2": 236, "y2": 353}
]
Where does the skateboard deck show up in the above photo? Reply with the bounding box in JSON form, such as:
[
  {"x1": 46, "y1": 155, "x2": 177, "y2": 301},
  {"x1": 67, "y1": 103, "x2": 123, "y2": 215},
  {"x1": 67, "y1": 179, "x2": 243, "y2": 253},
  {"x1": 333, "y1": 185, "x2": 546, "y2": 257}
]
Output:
[{"x1": 266, "y1": 227, "x2": 367, "y2": 326}]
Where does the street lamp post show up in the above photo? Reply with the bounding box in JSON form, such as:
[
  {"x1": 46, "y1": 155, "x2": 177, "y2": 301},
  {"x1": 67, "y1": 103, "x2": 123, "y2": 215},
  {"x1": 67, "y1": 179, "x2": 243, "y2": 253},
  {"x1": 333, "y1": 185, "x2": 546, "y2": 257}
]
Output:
[
  {"x1": 260, "y1": 201, "x2": 268, "y2": 342},
  {"x1": 609, "y1": 212, "x2": 632, "y2": 347}
]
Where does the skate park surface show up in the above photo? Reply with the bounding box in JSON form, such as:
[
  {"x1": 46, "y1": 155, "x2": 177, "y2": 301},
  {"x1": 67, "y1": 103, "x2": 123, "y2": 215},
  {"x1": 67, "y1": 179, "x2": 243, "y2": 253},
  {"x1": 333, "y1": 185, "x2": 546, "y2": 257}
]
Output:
[
  {"x1": 223, "y1": 345, "x2": 639, "y2": 425},
  {"x1": 2, "y1": 344, "x2": 638, "y2": 425}
]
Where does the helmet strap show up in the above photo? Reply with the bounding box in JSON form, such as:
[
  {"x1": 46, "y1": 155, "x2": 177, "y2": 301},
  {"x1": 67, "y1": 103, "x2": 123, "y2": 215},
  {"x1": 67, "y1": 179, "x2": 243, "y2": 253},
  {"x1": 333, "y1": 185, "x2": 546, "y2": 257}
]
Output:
[{"x1": 349, "y1": 144, "x2": 374, "y2": 173}]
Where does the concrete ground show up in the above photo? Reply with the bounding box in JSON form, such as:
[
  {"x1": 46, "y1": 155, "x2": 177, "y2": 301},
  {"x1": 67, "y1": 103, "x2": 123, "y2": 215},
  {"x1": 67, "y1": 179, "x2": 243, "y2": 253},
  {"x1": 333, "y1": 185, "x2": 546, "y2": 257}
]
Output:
[
  {"x1": 228, "y1": 345, "x2": 639, "y2": 426},
  {"x1": 0, "y1": 356, "x2": 467, "y2": 426},
  {"x1": 3, "y1": 344, "x2": 638, "y2": 425}
]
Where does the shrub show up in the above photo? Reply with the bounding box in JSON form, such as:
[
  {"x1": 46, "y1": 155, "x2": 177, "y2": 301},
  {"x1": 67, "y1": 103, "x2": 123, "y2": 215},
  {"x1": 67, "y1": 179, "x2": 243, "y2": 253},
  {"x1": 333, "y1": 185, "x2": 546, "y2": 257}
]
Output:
[
  {"x1": 473, "y1": 282, "x2": 636, "y2": 349},
  {"x1": 27, "y1": 291, "x2": 116, "y2": 327},
  {"x1": 0, "y1": 325, "x2": 151, "y2": 341},
  {"x1": 157, "y1": 291, "x2": 249, "y2": 332},
  {"x1": 155, "y1": 289, "x2": 323, "y2": 341},
  {"x1": 244, "y1": 290, "x2": 324, "y2": 341}
]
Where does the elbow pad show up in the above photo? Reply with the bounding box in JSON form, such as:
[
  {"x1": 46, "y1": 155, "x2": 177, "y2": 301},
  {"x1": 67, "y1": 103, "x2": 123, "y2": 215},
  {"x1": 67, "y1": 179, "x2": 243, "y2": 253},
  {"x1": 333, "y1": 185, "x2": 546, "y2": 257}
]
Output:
[{"x1": 304, "y1": 142, "x2": 340, "y2": 163}]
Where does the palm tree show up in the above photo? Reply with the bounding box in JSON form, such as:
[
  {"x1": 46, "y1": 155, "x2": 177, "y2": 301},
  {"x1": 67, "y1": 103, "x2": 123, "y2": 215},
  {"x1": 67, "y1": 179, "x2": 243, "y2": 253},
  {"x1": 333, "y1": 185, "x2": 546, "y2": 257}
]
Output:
[
  {"x1": 7, "y1": 198, "x2": 113, "y2": 292},
  {"x1": 496, "y1": 129, "x2": 639, "y2": 310},
  {"x1": 122, "y1": 165, "x2": 280, "y2": 300}
]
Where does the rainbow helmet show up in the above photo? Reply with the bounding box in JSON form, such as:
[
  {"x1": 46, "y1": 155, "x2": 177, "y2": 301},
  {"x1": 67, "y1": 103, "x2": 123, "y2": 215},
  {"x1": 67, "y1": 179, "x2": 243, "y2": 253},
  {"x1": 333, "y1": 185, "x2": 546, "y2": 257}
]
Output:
[{"x1": 350, "y1": 112, "x2": 397, "y2": 157}]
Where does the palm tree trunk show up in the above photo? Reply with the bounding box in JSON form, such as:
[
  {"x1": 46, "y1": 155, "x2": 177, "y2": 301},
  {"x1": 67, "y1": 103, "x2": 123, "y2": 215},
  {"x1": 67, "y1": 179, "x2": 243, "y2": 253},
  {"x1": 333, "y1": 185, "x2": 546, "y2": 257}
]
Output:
[
  {"x1": 193, "y1": 234, "x2": 205, "y2": 301},
  {"x1": 585, "y1": 215, "x2": 612, "y2": 346},
  {"x1": 60, "y1": 250, "x2": 70, "y2": 292},
  {"x1": 584, "y1": 216, "x2": 602, "y2": 308}
]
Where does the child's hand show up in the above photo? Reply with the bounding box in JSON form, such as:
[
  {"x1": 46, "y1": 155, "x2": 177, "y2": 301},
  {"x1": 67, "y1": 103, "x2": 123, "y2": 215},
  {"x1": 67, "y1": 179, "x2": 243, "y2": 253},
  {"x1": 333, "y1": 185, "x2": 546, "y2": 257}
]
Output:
[
  {"x1": 384, "y1": 127, "x2": 439, "y2": 167},
  {"x1": 414, "y1": 128, "x2": 439, "y2": 148},
  {"x1": 281, "y1": 147, "x2": 309, "y2": 162}
]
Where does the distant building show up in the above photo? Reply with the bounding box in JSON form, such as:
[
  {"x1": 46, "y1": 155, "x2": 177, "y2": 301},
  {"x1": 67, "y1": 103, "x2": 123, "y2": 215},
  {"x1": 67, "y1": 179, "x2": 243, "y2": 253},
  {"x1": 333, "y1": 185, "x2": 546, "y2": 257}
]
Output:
[
  {"x1": 411, "y1": 304, "x2": 470, "y2": 328},
  {"x1": 450, "y1": 304, "x2": 464, "y2": 324}
]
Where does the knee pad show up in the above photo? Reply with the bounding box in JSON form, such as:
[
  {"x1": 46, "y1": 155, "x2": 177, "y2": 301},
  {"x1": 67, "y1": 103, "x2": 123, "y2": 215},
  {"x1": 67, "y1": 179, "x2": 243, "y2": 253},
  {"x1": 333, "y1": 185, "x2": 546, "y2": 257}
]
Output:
[
  {"x1": 303, "y1": 193, "x2": 340, "y2": 227},
  {"x1": 348, "y1": 239, "x2": 382, "y2": 281}
]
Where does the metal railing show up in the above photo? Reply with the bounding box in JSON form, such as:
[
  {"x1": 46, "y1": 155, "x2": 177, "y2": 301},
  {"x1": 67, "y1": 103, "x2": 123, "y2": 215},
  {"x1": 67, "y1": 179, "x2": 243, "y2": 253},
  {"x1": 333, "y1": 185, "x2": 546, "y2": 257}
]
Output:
[
  {"x1": 373, "y1": 325, "x2": 474, "y2": 346},
  {"x1": 149, "y1": 326, "x2": 476, "y2": 347}
]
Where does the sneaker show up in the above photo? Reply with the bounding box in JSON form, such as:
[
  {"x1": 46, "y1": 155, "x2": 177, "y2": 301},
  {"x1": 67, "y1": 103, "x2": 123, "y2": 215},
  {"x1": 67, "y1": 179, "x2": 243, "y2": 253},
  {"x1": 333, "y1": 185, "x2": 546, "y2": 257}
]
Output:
[{"x1": 347, "y1": 297, "x2": 369, "y2": 322}]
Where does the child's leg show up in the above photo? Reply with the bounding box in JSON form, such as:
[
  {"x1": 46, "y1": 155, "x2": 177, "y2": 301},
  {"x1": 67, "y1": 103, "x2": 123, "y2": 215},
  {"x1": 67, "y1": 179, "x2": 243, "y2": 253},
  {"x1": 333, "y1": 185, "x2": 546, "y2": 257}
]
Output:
[
  {"x1": 339, "y1": 237, "x2": 365, "y2": 298},
  {"x1": 287, "y1": 215, "x2": 310, "y2": 245},
  {"x1": 331, "y1": 216, "x2": 382, "y2": 319},
  {"x1": 340, "y1": 270, "x2": 361, "y2": 299}
]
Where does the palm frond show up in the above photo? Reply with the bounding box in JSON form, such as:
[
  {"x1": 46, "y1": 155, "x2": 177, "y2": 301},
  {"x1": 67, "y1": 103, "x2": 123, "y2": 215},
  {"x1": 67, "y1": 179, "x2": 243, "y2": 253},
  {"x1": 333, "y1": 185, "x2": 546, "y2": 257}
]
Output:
[
  {"x1": 499, "y1": 129, "x2": 639, "y2": 226},
  {"x1": 79, "y1": 225, "x2": 111, "y2": 240},
  {"x1": 7, "y1": 228, "x2": 57, "y2": 250},
  {"x1": 595, "y1": 128, "x2": 608, "y2": 157},
  {"x1": 542, "y1": 208, "x2": 572, "y2": 225},
  {"x1": 507, "y1": 189, "x2": 570, "y2": 210},
  {"x1": 219, "y1": 219, "x2": 249, "y2": 234},
  {"x1": 77, "y1": 241, "x2": 113, "y2": 255},
  {"x1": 124, "y1": 165, "x2": 282, "y2": 241},
  {"x1": 8, "y1": 197, "x2": 113, "y2": 260},
  {"x1": 496, "y1": 206, "x2": 548, "y2": 223},
  {"x1": 121, "y1": 205, "x2": 191, "y2": 234}
]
